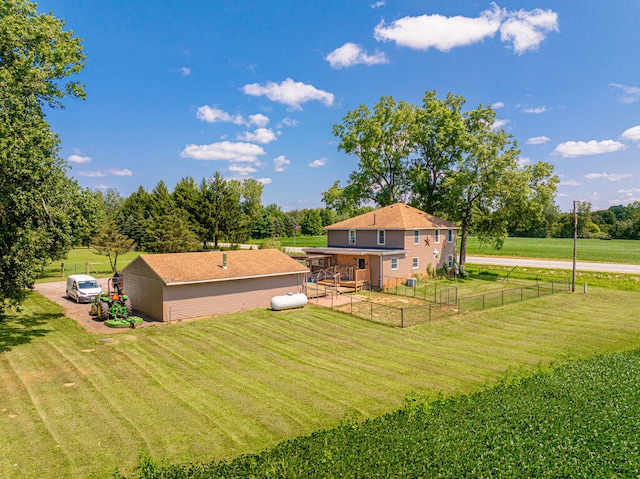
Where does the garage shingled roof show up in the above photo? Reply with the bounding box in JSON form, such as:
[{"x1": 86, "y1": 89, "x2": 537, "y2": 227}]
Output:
[{"x1": 125, "y1": 249, "x2": 308, "y2": 285}]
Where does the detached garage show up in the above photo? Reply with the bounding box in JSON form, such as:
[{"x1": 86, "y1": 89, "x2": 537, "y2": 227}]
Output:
[{"x1": 121, "y1": 249, "x2": 309, "y2": 322}]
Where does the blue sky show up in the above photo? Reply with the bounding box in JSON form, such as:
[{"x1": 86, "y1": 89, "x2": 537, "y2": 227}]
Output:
[{"x1": 40, "y1": 1, "x2": 640, "y2": 212}]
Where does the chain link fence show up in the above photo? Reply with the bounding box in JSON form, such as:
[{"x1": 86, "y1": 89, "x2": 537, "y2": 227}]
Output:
[{"x1": 332, "y1": 277, "x2": 569, "y2": 328}]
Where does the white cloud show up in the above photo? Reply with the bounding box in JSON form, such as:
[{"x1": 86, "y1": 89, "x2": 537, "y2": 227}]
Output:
[
  {"x1": 584, "y1": 172, "x2": 633, "y2": 182},
  {"x1": 517, "y1": 157, "x2": 531, "y2": 167},
  {"x1": 618, "y1": 188, "x2": 640, "y2": 195},
  {"x1": 527, "y1": 135, "x2": 550, "y2": 145},
  {"x1": 610, "y1": 83, "x2": 640, "y2": 104},
  {"x1": 309, "y1": 157, "x2": 328, "y2": 168},
  {"x1": 180, "y1": 141, "x2": 266, "y2": 162},
  {"x1": 559, "y1": 180, "x2": 580, "y2": 186},
  {"x1": 256, "y1": 177, "x2": 272, "y2": 185},
  {"x1": 242, "y1": 78, "x2": 335, "y2": 110},
  {"x1": 491, "y1": 118, "x2": 510, "y2": 130},
  {"x1": 553, "y1": 140, "x2": 626, "y2": 157},
  {"x1": 248, "y1": 113, "x2": 269, "y2": 127},
  {"x1": 523, "y1": 106, "x2": 546, "y2": 114},
  {"x1": 373, "y1": 4, "x2": 558, "y2": 54},
  {"x1": 228, "y1": 165, "x2": 257, "y2": 175},
  {"x1": 492, "y1": 101, "x2": 505, "y2": 109},
  {"x1": 621, "y1": 125, "x2": 640, "y2": 142},
  {"x1": 76, "y1": 168, "x2": 132, "y2": 177},
  {"x1": 77, "y1": 171, "x2": 107, "y2": 177},
  {"x1": 374, "y1": 4, "x2": 503, "y2": 52},
  {"x1": 196, "y1": 106, "x2": 245, "y2": 125},
  {"x1": 180, "y1": 67, "x2": 191, "y2": 76},
  {"x1": 273, "y1": 155, "x2": 290, "y2": 172},
  {"x1": 68, "y1": 154, "x2": 91, "y2": 164},
  {"x1": 499, "y1": 8, "x2": 559, "y2": 54},
  {"x1": 237, "y1": 128, "x2": 277, "y2": 144},
  {"x1": 108, "y1": 168, "x2": 132, "y2": 176},
  {"x1": 370, "y1": 1, "x2": 385, "y2": 8},
  {"x1": 280, "y1": 117, "x2": 299, "y2": 127},
  {"x1": 326, "y1": 43, "x2": 389, "y2": 69}
]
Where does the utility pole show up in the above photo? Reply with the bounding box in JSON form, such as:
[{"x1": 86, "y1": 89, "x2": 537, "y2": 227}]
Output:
[{"x1": 572, "y1": 200, "x2": 577, "y2": 293}]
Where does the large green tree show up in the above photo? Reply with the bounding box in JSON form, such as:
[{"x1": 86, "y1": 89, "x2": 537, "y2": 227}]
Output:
[
  {"x1": 0, "y1": 1, "x2": 86, "y2": 310},
  {"x1": 330, "y1": 90, "x2": 558, "y2": 269},
  {"x1": 332, "y1": 96, "x2": 415, "y2": 206}
]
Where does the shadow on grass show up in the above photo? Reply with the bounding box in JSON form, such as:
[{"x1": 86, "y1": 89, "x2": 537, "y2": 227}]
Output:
[{"x1": 0, "y1": 312, "x2": 60, "y2": 353}]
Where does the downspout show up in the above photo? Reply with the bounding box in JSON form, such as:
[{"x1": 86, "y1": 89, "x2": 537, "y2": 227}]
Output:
[{"x1": 379, "y1": 255, "x2": 383, "y2": 291}]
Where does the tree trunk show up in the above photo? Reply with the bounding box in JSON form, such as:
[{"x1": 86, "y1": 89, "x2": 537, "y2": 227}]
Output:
[{"x1": 459, "y1": 227, "x2": 468, "y2": 270}]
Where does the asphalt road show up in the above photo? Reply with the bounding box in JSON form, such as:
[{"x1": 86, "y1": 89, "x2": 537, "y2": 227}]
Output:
[{"x1": 466, "y1": 255, "x2": 640, "y2": 274}]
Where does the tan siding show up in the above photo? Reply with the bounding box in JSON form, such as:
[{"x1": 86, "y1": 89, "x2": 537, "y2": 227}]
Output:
[
  {"x1": 121, "y1": 259, "x2": 165, "y2": 321},
  {"x1": 161, "y1": 273, "x2": 306, "y2": 322},
  {"x1": 327, "y1": 230, "x2": 350, "y2": 247}
]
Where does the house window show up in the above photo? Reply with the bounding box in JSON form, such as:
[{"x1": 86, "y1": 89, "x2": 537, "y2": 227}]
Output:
[
  {"x1": 349, "y1": 230, "x2": 356, "y2": 245},
  {"x1": 412, "y1": 258, "x2": 419, "y2": 269},
  {"x1": 377, "y1": 230, "x2": 385, "y2": 245},
  {"x1": 358, "y1": 258, "x2": 366, "y2": 269},
  {"x1": 434, "y1": 229, "x2": 440, "y2": 243},
  {"x1": 448, "y1": 229, "x2": 453, "y2": 243},
  {"x1": 448, "y1": 254, "x2": 454, "y2": 268},
  {"x1": 311, "y1": 258, "x2": 324, "y2": 267},
  {"x1": 390, "y1": 257, "x2": 398, "y2": 270},
  {"x1": 414, "y1": 230, "x2": 420, "y2": 245}
]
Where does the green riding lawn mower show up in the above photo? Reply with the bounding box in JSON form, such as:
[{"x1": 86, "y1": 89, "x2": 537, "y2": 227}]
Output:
[{"x1": 90, "y1": 272, "x2": 143, "y2": 328}]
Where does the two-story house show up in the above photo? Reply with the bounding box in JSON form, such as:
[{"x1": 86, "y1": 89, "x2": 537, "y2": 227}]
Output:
[{"x1": 304, "y1": 202, "x2": 459, "y2": 290}]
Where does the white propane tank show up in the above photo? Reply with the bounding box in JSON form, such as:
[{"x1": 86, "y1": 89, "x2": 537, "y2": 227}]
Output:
[{"x1": 270, "y1": 292, "x2": 308, "y2": 311}]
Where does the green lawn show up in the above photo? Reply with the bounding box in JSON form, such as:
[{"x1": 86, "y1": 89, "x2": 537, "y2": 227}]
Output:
[
  {"x1": 37, "y1": 248, "x2": 142, "y2": 283},
  {"x1": 249, "y1": 235, "x2": 327, "y2": 248},
  {"x1": 465, "y1": 236, "x2": 640, "y2": 264},
  {"x1": 2, "y1": 286, "x2": 640, "y2": 478}
]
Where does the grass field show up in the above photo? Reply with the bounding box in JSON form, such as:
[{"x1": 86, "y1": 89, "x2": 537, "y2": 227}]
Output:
[
  {"x1": 2, "y1": 285, "x2": 640, "y2": 478},
  {"x1": 38, "y1": 248, "x2": 142, "y2": 283},
  {"x1": 249, "y1": 235, "x2": 327, "y2": 248},
  {"x1": 251, "y1": 235, "x2": 640, "y2": 264},
  {"x1": 119, "y1": 350, "x2": 640, "y2": 478}
]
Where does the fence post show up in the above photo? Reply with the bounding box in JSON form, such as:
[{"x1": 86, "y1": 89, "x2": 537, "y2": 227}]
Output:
[
  {"x1": 537, "y1": 284, "x2": 540, "y2": 298},
  {"x1": 350, "y1": 296, "x2": 353, "y2": 314},
  {"x1": 61, "y1": 263, "x2": 65, "y2": 277},
  {"x1": 86, "y1": 261, "x2": 89, "y2": 274},
  {"x1": 482, "y1": 294, "x2": 485, "y2": 310},
  {"x1": 429, "y1": 303, "x2": 432, "y2": 321},
  {"x1": 371, "y1": 301, "x2": 373, "y2": 321},
  {"x1": 501, "y1": 290, "x2": 504, "y2": 306},
  {"x1": 401, "y1": 308, "x2": 405, "y2": 328}
]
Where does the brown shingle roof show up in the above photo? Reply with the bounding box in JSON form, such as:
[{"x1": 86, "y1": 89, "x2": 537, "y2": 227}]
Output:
[
  {"x1": 324, "y1": 203, "x2": 459, "y2": 230},
  {"x1": 127, "y1": 249, "x2": 308, "y2": 285}
]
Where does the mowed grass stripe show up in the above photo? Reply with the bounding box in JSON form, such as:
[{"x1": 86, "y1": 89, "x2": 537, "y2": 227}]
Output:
[{"x1": 3, "y1": 288, "x2": 640, "y2": 479}]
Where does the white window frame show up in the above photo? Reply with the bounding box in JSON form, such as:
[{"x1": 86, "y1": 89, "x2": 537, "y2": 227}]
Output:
[
  {"x1": 448, "y1": 229, "x2": 453, "y2": 243},
  {"x1": 434, "y1": 229, "x2": 440, "y2": 244},
  {"x1": 412, "y1": 257, "x2": 419, "y2": 269},
  {"x1": 448, "y1": 254, "x2": 454, "y2": 268},
  {"x1": 349, "y1": 230, "x2": 356, "y2": 245},
  {"x1": 390, "y1": 257, "x2": 398, "y2": 270},
  {"x1": 377, "y1": 230, "x2": 386, "y2": 246},
  {"x1": 413, "y1": 230, "x2": 420, "y2": 245}
]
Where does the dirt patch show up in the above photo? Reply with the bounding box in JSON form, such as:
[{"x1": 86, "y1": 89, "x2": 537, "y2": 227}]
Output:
[{"x1": 34, "y1": 279, "x2": 158, "y2": 334}]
